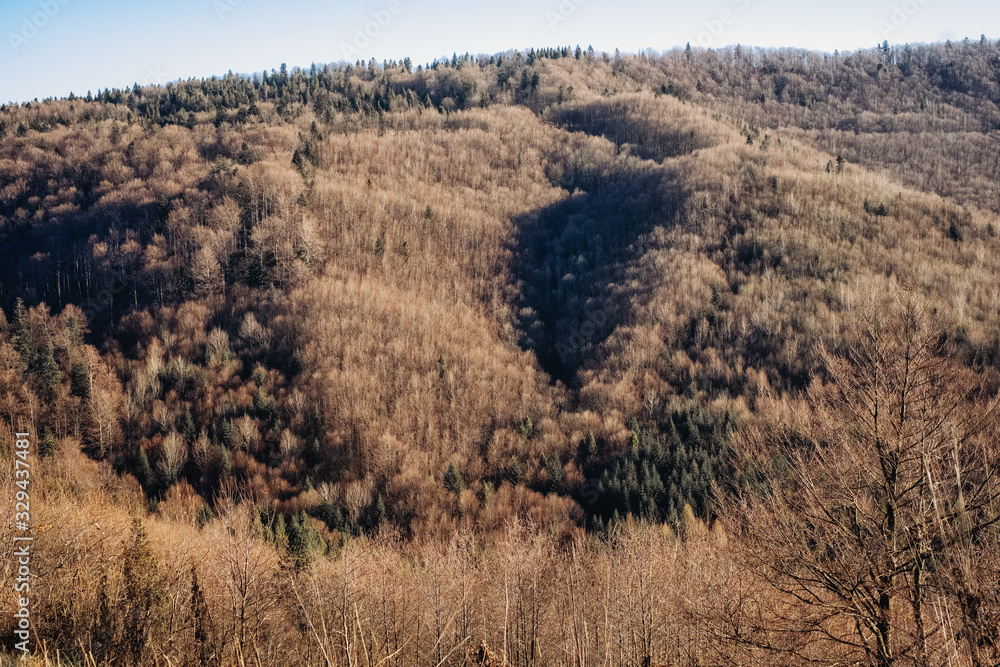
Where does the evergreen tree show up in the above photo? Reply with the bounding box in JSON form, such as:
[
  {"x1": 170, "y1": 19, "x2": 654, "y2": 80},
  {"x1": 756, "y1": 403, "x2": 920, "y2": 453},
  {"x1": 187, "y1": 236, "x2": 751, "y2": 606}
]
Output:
[
  {"x1": 70, "y1": 360, "x2": 90, "y2": 400},
  {"x1": 12, "y1": 298, "x2": 32, "y2": 366},
  {"x1": 190, "y1": 566, "x2": 213, "y2": 663},
  {"x1": 66, "y1": 316, "x2": 85, "y2": 348},
  {"x1": 195, "y1": 504, "x2": 214, "y2": 529},
  {"x1": 443, "y1": 463, "x2": 464, "y2": 495},
  {"x1": 273, "y1": 514, "x2": 289, "y2": 553},
  {"x1": 506, "y1": 456, "x2": 525, "y2": 486},
  {"x1": 315, "y1": 501, "x2": 346, "y2": 533},
  {"x1": 518, "y1": 416, "x2": 533, "y2": 439},
  {"x1": 179, "y1": 409, "x2": 196, "y2": 443},
  {"x1": 364, "y1": 495, "x2": 388, "y2": 535},
  {"x1": 38, "y1": 428, "x2": 56, "y2": 459},
  {"x1": 136, "y1": 448, "x2": 156, "y2": 491},
  {"x1": 121, "y1": 519, "x2": 167, "y2": 663},
  {"x1": 252, "y1": 507, "x2": 268, "y2": 541},
  {"x1": 212, "y1": 445, "x2": 231, "y2": 486},
  {"x1": 545, "y1": 456, "x2": 567, "y2": 494},
  {"x1": 37, "y1": 341, "x2": 62, "y2": 399},
  {"x1": 287, "y1": 511, "x2": 325, "y2": 568},
  {"x1": 578, "y1": 430, "x2": 597, "y2": 463}
]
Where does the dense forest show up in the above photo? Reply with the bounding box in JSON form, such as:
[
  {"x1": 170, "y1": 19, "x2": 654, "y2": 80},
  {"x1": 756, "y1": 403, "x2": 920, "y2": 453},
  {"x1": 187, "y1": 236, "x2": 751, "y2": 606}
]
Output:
[{"x1": 2, "y1": 39, "x2": 1000, "y2": 665}]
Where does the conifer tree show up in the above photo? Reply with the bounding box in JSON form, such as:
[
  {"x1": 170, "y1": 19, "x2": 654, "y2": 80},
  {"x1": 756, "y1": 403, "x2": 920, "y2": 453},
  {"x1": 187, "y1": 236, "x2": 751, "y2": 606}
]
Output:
[
  {"x1": 121, "y1": 519, "x2": 167, "y2": 663},
  {"x1": 12, "y1": 298, "x2": 32, "y2": 366},
  {"x1": 443, "y1": 463, "x2": 464, "y2": 495},
  {"x1": 70, "y1": 360, "x2": 90, "y2": 400},
  {"x1": 136, "y1": 448, "x2": 156, "y2": 491},
  {"x1": 66, "y1": 316, "x2": 85, "y2": 348},
  {"x1": 190, "y1": 566, "x2": 213, "y2": 664},
  {"x1": 37, "y1": 341, "x2": 61, "y2": 400},
  {"x1": 38, "y1": 428, "x2": 55, "y2": 459},
  {"x1": 273, "y1": 514, "x2": 288, "y2": 553}
]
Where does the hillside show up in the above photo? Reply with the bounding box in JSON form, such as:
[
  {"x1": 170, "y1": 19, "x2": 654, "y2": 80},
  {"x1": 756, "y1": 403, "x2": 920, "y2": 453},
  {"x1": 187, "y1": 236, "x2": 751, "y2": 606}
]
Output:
[{"x1": 2, "y1": 42, "x2": 1000, "y2": 666}]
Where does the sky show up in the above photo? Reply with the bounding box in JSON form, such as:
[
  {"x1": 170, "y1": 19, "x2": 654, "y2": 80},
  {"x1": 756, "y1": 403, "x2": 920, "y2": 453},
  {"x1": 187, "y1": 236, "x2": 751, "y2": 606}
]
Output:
[{"x1": 0, "y1": 0, "x2": 996, "y2": 103}]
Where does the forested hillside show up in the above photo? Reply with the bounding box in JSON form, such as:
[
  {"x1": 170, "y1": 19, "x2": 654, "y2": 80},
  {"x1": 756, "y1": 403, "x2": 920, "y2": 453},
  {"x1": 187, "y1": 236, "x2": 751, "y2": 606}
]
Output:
[{"x1": 2, "y1": 41, "x2": 1000, "y2": 665}]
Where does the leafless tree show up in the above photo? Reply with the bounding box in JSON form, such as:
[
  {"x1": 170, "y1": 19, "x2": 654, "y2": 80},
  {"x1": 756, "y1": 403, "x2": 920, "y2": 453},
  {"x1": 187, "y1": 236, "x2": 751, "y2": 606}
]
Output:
[{"x1": 723, "y1": 301, "x2": 1000, "y2": 666}]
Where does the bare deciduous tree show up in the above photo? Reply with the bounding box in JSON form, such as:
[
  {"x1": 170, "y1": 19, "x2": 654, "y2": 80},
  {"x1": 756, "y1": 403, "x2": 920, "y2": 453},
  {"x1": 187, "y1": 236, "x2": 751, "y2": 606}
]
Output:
[{"x1": 725, "y1": 302, "x2": 1000, "y2": 666}]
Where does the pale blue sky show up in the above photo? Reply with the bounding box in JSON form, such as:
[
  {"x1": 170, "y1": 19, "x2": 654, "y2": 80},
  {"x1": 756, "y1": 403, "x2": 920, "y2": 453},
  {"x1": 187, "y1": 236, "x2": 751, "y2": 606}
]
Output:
[{"x1": 0, "y1": 0, "x2": 996, "y2": 103}]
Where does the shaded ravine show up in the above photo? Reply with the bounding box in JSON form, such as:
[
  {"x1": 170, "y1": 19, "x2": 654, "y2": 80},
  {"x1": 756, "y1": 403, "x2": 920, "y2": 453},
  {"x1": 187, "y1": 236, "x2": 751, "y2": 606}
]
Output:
[
  {"x1": 511, "y1": 161, "x2": 685, "y2": 386},
  {"x1": 509, "y1": 157, "x2": 738, "y2": 528}
]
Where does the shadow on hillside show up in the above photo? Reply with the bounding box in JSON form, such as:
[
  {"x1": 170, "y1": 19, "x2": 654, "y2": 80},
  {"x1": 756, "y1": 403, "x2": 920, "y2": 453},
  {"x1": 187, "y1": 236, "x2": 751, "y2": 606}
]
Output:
[
  {"x1": 549, "y1": 98, "x2": 718, "y2": 162},
  {"x1": 512, "y1": 166, "x2": 686, "y2": 386},
  {"x1": 0, "y1": 196, "x2": 171, "y2": 333}
]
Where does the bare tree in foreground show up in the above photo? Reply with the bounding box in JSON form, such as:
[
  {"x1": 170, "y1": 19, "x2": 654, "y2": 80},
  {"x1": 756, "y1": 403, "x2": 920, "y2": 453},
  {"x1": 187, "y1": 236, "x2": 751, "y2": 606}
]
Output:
[{"x1": 721, "y1": 301, "x2": 1000, "y2": 666}]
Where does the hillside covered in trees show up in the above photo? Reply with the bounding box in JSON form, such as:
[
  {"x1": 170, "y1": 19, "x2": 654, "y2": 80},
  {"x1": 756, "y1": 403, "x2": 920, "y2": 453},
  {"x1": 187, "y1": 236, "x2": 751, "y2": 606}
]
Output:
[{"x1": 2, "y1": 40, "x2": 1000, "y2": 666}]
